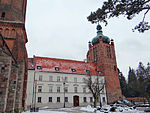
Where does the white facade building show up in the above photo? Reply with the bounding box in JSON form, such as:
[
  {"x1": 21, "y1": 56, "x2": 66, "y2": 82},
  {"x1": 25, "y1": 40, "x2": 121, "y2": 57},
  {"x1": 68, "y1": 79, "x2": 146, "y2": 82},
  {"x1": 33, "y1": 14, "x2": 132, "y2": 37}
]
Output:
[{"x1": 26, "y1": 56, "x2": 107, "y2": 109}]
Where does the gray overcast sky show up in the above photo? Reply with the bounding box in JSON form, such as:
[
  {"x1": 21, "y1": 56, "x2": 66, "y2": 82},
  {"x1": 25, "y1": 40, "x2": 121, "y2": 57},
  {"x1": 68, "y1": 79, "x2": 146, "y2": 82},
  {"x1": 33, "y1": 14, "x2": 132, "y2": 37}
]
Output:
[{"x1": 25, "y1": 0, "x2": 150, "y2": 77}]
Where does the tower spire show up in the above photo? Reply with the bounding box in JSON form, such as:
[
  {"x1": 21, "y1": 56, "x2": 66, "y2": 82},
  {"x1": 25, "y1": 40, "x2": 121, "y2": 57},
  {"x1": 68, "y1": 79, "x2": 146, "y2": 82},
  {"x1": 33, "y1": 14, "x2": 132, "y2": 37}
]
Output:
[{"x1": 96, "y1": 24, "x2": 102, "y2": 33}]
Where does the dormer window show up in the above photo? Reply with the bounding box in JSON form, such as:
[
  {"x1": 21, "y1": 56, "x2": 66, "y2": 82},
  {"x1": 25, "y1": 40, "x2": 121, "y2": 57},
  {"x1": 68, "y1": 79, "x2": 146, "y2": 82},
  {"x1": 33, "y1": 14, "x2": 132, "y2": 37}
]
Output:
[
  {"x1": 71, "y1": 68, "x2": 76, "y2": 72},
  {"x1": 85, "y1": 69, "x2": 90, "y2": 74},
  {"x1": 37, "y1": 66, "x2": 42, "y2": 70},
  {"x1": 55, "y1": 67, "x2": 59, "y2": 71}
]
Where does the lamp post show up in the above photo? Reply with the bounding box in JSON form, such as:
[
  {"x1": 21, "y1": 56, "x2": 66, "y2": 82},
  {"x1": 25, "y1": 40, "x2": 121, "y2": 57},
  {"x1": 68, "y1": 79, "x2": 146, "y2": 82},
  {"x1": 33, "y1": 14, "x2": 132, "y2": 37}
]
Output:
[{"x1": 63, "y1": 82, "x2": 66, "y2": 108}]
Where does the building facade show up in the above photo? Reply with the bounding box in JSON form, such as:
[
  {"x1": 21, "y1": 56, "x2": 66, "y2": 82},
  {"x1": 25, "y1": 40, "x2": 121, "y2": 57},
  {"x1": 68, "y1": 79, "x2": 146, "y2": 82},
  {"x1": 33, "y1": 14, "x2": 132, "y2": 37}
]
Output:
[
  {"x1": 26, "y1": 25, "x2": 122, "y2": 109},
  {"x1": 0, "y1": 0, "x2": 28, "y2": 112},
  {"x1": 27, "y1": 56, "x2": 107, "y2": 109}
]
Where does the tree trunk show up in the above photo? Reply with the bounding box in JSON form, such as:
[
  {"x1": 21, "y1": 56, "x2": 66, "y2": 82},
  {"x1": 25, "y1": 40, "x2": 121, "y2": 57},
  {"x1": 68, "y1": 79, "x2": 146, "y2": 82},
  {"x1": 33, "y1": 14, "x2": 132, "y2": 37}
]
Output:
[{"x1": 94, "y1": 97, "x2": 97, "y2": 108}]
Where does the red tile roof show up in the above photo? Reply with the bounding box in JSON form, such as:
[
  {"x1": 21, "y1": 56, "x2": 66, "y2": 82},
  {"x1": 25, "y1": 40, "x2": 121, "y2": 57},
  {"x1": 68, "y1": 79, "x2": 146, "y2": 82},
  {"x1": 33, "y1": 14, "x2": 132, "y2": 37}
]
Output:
[{"x1": 28, "y1": 56, "x2": 102, "y2": 75}]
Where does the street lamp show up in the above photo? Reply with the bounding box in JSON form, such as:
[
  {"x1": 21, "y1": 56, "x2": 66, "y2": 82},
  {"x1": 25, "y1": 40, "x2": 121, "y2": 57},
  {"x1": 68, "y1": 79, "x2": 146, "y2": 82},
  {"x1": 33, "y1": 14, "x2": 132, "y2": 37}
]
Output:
[{"x1": 63, "y1": 82, "x2": 66, "y2": 108}]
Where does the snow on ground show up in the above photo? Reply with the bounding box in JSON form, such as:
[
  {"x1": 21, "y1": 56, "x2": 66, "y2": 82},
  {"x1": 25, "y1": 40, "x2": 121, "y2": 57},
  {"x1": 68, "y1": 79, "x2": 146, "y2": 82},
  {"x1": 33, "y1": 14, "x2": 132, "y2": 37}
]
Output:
[
  {"x1": 80, "y1": 105, "x2": 96, "y2": 112},
  {"x1": 22, "y1": 110, "x2": 67, "y2": 113},
  {"x1": 80, "y1": 105, "x2": 144, "y2": 113},
  {"x1": 23, "y1": 105, "x2": 145, "y2": 113}
]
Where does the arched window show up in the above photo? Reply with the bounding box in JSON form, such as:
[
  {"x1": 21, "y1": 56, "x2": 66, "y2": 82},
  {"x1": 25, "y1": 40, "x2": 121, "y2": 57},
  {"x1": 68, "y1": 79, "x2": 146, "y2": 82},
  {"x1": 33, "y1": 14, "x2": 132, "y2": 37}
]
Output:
[
  {"x1": 11, "y1": 29, "x2": 16, "y2": 37},
  {"x1": 106, "y1": 46, "x2": 111, "y2": 58},
  {"x1": 4, "y1": 28, "x2": 9, "y2": 37}
]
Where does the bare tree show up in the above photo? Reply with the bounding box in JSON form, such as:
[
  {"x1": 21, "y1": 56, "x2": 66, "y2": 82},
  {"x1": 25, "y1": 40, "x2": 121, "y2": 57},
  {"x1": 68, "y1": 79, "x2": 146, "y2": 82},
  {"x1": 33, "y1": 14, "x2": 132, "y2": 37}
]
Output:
[{"x1": 85, "y1": 75, "x2": 105, "y2": 108}]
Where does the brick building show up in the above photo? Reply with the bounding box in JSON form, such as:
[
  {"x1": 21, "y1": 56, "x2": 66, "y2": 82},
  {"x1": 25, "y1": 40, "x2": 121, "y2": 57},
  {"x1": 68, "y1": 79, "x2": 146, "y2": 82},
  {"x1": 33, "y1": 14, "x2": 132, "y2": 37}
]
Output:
[
  {"x1": 87, "y1": 25, "x2": 122, "y2": 103},
  {"x1": 0, "y1": 0, "x2": 28, "y2": 112}
]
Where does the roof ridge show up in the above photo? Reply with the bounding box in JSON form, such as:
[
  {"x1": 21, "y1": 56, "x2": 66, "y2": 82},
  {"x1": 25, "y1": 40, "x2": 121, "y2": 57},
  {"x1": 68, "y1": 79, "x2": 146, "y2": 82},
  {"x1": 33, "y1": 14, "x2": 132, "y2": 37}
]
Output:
[{"x1": 34, "y1": 56, "x2": 85, "y2": 63}]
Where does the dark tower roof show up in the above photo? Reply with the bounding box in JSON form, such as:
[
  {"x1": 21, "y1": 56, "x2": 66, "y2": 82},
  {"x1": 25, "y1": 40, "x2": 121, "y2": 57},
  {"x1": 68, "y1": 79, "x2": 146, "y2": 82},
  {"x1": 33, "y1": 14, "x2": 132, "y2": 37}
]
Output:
[{"x1": 92, "y1": 25, "x2": 110, "y2": 45}]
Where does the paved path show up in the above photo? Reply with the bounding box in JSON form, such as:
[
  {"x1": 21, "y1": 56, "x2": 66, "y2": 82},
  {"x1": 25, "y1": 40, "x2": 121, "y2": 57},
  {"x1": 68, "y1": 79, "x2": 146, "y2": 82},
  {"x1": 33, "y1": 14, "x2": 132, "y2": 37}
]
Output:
[{"x1": 44, "y1": 107, "x2": 93, "y2": 113}]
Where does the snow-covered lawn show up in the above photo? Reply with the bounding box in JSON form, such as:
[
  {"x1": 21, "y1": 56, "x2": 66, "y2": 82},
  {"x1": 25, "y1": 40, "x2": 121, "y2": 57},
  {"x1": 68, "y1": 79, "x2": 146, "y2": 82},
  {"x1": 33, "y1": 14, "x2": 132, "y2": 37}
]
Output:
[{"x1": 23, "y1": 105, "x2": 145, "y2": 113}]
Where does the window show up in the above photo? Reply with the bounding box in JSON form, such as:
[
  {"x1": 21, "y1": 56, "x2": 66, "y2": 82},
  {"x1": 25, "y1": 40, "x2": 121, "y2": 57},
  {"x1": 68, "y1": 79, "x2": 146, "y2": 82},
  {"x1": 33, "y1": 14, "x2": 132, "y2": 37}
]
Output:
[
  {"x1": 93, "y1": 47, "x2": 98, "y2": 62},
  {"x1": 55, "y1": 67, "x2": 59, "y2": 71},
  {"x1": 83, "y1": 97, "x2": 87, "y2": 102},
  {"x1": 39, "y1": 75, "x2": 42, "y2": 81},
  {"x1": 57, "y1": 87, "x2": 60, "y2": 93},
  {"x1": 1, "y1": 65, "x2": 5, "y2": 73},
  {"x1": 49, "y1": 86, "x2": 53, "y2": 92},
  {"x1": 11, "y1": 29, "x2": 15, "y2": 37},
  {"x1": 106, "y1": 46, "x2": 111, "y2": 58},
  {"x1": 65, "y1": 97, "x2": 68, "y2": 102},
  {"x1": 103, "y1": 97, "x2": 106, "y2": 102},
  {"x1": 13, "y1": 80, "x2": 16, "y2": 84},
  {"x1": 4, "y1": 28, "x2": 9, "y2": 36},
  {"x1": 38, "y1": 97, "x2": 42, "y2": 103},
  {"x1": 82, "y1": 78, "x2": 86, "y2": 83},
  {"x1": 57, "y1": 76, "x2": 60, "y2": 82},
  {"x1": 38, "y1": 86, "x2": 42, "y2": 92},
  {"x1": 114, "y1": 65, "x2": 117, "y2": 71},
  {"x1": 64, "y1": 77, "x2": 68, "y2": 82},
  {"x1": 64, "y1": 87, "x2": 68, "y2": 93},
  {"x1": 49, "y1": 76, "x2": 53, "y2": 81},
  {"x1": 74, "y1": 77, "x2": 77, "y2": 83},
  {"x1": 37, "y1": 66, "x2": 42, "y2": 70},
  {"x1": 71, "y1": 68, "x2": 76, "y2": 72},
  {"x1": 57, "y1": 97, "x2": 60, "y2": 102},
  {"x1": 1, "y1": 12, "x2": 5, "y2": 19},
  {"x1": 74, "y1": 87, "x2": 77, "y2": 93},
  {"x1": 0, "y1": 28, "x2": 2, "y2": 34},
  {"x1": 83, "y1": 87, "x2": 86, "y2": 93},
  {"x1": 97, "y1": 97, "x2": 99, "y2": 102},
  {"x1": 49, "y1": 97, "x2": 52, "y2": 102},
  {"x1": 90, "y1": 97, "x2": 93, "y2": 102}
]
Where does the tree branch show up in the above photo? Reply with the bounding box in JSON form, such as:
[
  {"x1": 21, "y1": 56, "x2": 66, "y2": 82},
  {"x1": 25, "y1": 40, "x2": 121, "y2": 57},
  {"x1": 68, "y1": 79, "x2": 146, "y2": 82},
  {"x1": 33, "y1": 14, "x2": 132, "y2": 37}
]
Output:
[{"x1": 142, "y1": 8, "x2": 150, "y2": 22}]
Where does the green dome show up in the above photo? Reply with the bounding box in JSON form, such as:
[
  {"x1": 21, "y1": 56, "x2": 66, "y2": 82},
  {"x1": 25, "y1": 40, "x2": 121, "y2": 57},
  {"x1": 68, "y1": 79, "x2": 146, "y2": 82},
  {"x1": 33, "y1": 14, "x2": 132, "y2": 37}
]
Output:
[{"x1": 92, "y1": 25, "x2": 110, "y2": 45}]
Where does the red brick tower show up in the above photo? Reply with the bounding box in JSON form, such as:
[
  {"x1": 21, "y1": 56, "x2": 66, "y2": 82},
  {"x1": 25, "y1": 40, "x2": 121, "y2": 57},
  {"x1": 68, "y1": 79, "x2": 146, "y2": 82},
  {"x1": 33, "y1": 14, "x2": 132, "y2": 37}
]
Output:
[
  {"x1": 87, "y1": 25, "x2": 122, "y2": 103},
  {"x1": 0, "y1": 0, "x2": 28, "y2": 112}
]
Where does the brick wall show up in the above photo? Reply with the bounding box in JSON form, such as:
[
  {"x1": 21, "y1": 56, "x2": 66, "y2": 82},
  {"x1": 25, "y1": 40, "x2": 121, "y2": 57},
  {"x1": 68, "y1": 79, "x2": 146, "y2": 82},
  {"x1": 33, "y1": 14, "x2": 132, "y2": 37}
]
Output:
[
  {"x1": 0, "y1": 33, "x2": 27, "y2": 112},
  {"x1": 6, "y1": 63, "x2": 18, "y2": 112},
  {"x1": 0, "y1": 50, "x2": 12, "y2": 112},
  {"x1": 0, "y1": 0, "x2": 27, "y2": 22},
  {"x1": 0, "y1": 0, "x2": 28, "y2": 112}
]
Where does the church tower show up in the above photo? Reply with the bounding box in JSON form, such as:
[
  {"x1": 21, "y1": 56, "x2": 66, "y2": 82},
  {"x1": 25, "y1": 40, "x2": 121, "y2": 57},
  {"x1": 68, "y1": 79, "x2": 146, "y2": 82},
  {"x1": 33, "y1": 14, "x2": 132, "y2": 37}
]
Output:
[
  {"x1": 0, "y1": 0, "x2": 27, "y2": 22},
  {"x1": 87, "y1": 25, "x2": 122, "y2": 103},
  {"x1": 0, "y1": 0, "x2": 28, "y2": 112}
]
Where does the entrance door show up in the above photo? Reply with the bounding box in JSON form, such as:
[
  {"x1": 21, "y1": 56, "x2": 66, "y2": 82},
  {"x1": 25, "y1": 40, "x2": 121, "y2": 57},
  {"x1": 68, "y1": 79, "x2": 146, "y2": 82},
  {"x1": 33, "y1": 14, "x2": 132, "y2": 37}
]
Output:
[{"x1": 73, "y1": 96, "x2": 79, "y2": 107}]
